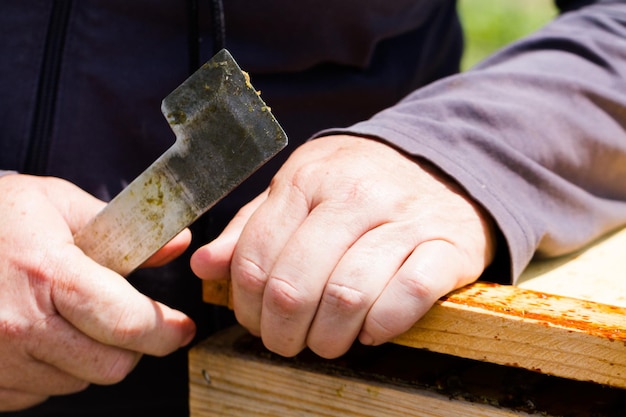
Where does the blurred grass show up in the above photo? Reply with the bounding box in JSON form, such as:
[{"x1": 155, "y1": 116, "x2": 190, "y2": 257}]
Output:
[{"x1": 458, "y1": 0, "x2": 558, "y2": 70}]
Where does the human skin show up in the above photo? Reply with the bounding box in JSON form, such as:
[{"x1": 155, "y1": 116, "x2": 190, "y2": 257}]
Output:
[
  {"x1": 191, "y1": 135, "x2": 496, "y2": 359},
  {"x1": 0, "y1": 174, "x2": 195, "y2": 411}
]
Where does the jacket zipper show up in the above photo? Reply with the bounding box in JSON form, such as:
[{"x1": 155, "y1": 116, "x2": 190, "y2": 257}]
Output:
[
  {"x1": 187, "y1": 0, "x2": 226, "y2": 75},
  {"x1": 24, "y1": 0, "x2": 73, "y2": 175}
]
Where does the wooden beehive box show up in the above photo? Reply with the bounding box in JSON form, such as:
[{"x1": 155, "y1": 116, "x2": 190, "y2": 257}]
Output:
[{"x1": 190, "y1": 227, "x2": 626, "y2": 416}]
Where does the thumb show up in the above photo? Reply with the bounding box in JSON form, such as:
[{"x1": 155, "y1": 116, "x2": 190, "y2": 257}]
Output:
[
  {"x1": 39, "y1": 176, "x2": 107, "y2": 235},
  {"x1": 44, "y1": 176, "x2": 192, "y2": 269},
  {"x1": 54, "y1": 247, "x2": 196, "y2": 355},
  {"x1": 191, "y1": 190, "x2": 268, "y2": 280}
]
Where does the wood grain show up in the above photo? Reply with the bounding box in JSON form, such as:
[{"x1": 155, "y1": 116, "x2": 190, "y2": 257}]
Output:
[
  {"x1": 517, "y1": 227, "x2": 626, "y2": 307},
  {"x1": 189, "y1": 325, "x2": 540, "y2": 417},
  {"x1": 392, "y1": 282, "x2": 626, "y2": 388}
]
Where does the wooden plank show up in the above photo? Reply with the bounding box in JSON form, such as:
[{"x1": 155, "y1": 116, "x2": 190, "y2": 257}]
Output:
[
  {"x1": 392, "y1": 282, "x2": 626, "y2": 388},
  {"x1": 202, "y1": 278, "x2": 232, "y2": 306},
  {"x1": 517, "y1": 227, "x2": 626, "y2": 306},
  {"x1": 201, "y1": 227, "x2": 626, "y2": 388},
  {"x1": 190, "y1": 325, "x2": 626, "y2": 417},
  {"x1": 395, "y1": 227, "x2": 626, "y2": 388},
  {"x1": 190, "y1": 325, "x2": 537, "y2": 417}
]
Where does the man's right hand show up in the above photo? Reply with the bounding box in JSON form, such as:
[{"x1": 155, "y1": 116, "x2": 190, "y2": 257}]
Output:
[{"x1": 0, "y1": 174, "x2": 196, "y2": 411}]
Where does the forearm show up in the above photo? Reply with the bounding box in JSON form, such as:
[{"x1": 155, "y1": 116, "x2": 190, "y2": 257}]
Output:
[{"x1": 326, "y1": 1, "x2": 626, "y2": 280}]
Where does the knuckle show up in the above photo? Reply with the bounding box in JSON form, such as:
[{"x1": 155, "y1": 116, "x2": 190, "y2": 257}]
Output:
[
  {"x1": 400, "y1": 270, "x2": 435, "y2": 303},
  {"x1": 0, "y1": 316, "x2": 27, "y2": 342},
  {"x1": 321, "y1": 282, "x2": 369, "y2": 313},
  {"x1": 95, "y1": 351, "x2": 139, "y2": 385},
  {"x1": 325, "y1": 176, "x2": 369, "y2": 208},
  {"x1": 363, "y1": 270, "x2": 440, "y2": 344},
  {"x1": 365, "y1": 314, "x2": 399, "y2": 342},
  {"x1": 289, "y1": 160, "x2": 319, "y2": 191},
  {"x1": 264, "y1": 276, "x2": 307, "y2": 317},
  {"x1": 289, "y1": 160, "x2": 370, "y2": 208},
  {"x1": 232, "y1": 256, "x2": 268, "y2": 294},
  {"x1": 24, "y1": 245, "x2": 62, "y2": 289},
  {"x1": 105, "y1": 306, "x2": 150, "y2": 349}
]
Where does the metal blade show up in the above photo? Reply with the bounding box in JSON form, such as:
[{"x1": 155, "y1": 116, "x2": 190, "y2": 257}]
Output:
[{"x1": 73, "y1": 49, "x2": 287, "y2": 276}]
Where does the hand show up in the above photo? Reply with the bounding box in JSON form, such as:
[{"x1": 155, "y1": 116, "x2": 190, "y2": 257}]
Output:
[
  {"x1": 0, "y1": 174, "x2": 195, "y2": 411},
  {"x1": 191, "y1": 135, "x2": 495, "y2": 359}
]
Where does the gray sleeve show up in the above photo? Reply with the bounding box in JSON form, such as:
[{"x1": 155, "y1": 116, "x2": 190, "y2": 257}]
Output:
[
  {"x1": 320, "y1": 1, "x2": 626, "y2": 281},
  {"x1": 0, "y1": 170, "x2": 17, "y2": 178}
]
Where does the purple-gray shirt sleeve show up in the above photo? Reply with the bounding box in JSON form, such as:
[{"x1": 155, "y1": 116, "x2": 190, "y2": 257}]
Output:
[
  {"x1": 319, "y1": 1, "x2": 626, "y2": 282},
  {"x1": 0, "y1": 170, "x2": 17, "y2": 178}
]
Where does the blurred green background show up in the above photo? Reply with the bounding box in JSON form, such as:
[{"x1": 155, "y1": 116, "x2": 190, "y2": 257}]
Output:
[{"x1": 458, "y1": 0, "x2": 558, "y2": 70}]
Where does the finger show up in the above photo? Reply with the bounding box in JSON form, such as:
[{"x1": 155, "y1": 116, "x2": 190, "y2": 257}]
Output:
[
  {"x1": 0, "y1": 348, "x2": 90, "y2": 396},
  {"x1": 306, "y1": 223, "x2": 415, "y2": 358},
  {"x1": 1, "y1": 355, "x2": 89, "y2": 397},
  {"x1": 359, "y1": 240, "x2": 468, "y2": 346},
  {"x1": 0, "y1": 390, "x2": 48, "y2": 412},
  {"x1": 258, "y1": 203, "x2": 376, "y2": 357},
  {"x1": 41, "y1": 176, "x2": 192, "y2": 269},
  {"x1": 24, "y1": 314, "x2": 141, "y2": 387},
  {"x1": 39, "y1": 176, "x2": 107, "y2": 234},
  {"x1": 191, "y1": 191, "x2": 268, "y2": 281},
  {"x1": 142, "y1": 228, "x2": 192, "y2": 268},
  {"x1": 229, "y1": 185, "x2": 310, "y2": 336},
  {"x1": 39, "y1": 175, "x2": 192, "y2": 269},
  {"x1": 51, "y1": 245, "x2": 196, "y2": 356}
]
